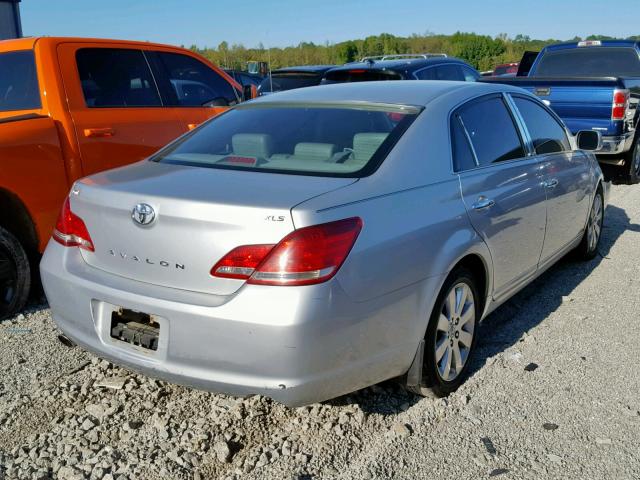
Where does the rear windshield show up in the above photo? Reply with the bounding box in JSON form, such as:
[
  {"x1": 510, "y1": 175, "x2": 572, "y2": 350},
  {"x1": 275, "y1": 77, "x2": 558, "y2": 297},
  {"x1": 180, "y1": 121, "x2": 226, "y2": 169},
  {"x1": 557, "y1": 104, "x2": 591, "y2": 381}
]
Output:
[
  {"x1": 535, "y1": 47, "x2": 640, "y2": 77},
  {"x1": 0, "y1": 50, "x2": 41, "y2": 112},
  {"x1": 258, "y1": 73, "x2": 322, "y2": 93},
  {"x1": 152, "y1": 104, "x2": 420, "y2": 177},
  {"x1": 322, "y1": 69, "x2": 403, "y2": 84}
]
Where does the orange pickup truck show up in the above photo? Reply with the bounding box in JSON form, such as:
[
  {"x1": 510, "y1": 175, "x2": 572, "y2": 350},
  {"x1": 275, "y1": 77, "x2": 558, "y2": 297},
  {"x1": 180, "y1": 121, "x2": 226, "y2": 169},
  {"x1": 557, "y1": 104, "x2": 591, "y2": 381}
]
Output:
[{"x1": 0, "y1": 37, "x2": 248, "y2": 319}]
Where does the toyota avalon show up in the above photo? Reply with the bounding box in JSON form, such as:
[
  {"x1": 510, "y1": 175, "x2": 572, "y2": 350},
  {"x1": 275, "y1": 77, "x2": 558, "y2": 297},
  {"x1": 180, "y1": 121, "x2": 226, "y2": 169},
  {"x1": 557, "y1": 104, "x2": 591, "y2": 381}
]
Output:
[{"x1": 41, "y1": 81, "x2": 605, "y2": 406}]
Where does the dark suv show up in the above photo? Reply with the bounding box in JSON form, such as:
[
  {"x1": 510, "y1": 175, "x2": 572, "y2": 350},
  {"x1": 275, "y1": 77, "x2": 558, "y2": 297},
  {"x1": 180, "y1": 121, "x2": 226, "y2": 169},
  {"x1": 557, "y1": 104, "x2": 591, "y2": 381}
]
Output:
[
  {"x1": 321, "y1": 54, "x2": 480, "y2": 84},
  {"x1": 258, "y1": 65, "x2": 336, "y2": 95}
]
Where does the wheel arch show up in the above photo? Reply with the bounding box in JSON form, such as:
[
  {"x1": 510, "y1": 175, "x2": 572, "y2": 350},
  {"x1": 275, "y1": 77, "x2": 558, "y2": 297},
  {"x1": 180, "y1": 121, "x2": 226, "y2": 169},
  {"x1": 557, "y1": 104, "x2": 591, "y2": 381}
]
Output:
[{"x1": 0, "y1": 188, "x2": 39, "y2": 256}]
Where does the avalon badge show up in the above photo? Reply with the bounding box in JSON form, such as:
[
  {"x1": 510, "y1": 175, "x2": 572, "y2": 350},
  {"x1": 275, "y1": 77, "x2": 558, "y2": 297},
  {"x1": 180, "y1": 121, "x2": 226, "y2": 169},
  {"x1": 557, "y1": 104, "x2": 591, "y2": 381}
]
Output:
[{"x1": 132, "y1": 203, "x2": 156, "y2": 226}]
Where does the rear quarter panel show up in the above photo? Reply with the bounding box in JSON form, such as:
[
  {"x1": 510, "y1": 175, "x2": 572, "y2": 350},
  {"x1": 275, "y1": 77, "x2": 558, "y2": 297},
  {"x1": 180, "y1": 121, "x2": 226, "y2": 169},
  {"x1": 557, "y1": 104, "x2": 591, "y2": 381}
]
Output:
[{"x1": 0, "y1": 116, "x2": 69, "y2": 251}]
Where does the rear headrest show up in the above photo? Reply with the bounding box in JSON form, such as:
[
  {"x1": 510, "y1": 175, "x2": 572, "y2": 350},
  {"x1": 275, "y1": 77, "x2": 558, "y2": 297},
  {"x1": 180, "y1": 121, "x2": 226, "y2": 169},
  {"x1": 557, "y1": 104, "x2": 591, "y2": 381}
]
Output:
[
  {"x1": 232, "y1": 134, "x2": 273, "y2": 159},
  {"x1": 352, "y1": 133, "x2": 389, "y2": 162},
  {"x1": 294, "y1": 143, "x2": 337, "y2": 161}
]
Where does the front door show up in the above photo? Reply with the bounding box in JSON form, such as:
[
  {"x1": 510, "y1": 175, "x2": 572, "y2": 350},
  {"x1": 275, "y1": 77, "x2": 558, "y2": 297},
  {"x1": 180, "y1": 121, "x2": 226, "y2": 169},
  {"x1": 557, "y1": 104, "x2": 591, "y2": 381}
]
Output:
[
  {"x1": 58, "y1": 43, "x2": 185, "y2": 176},
  {"x1": 453, "y1": 94, "x2": 547, "y2": 298},
  {"x1": 145, "y1": 49, "x2": 241, "y2": 131}
]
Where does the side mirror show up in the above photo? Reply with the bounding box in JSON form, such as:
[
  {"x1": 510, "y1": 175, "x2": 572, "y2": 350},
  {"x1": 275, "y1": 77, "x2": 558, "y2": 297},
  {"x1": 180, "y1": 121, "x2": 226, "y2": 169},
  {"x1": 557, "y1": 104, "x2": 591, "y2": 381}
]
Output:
[
  {"x1": 242, "y1": 84, "x2": 257, "y2": 101},
  {"x1": 576, "y1": 130, "x2": 602, "y2": 151}
]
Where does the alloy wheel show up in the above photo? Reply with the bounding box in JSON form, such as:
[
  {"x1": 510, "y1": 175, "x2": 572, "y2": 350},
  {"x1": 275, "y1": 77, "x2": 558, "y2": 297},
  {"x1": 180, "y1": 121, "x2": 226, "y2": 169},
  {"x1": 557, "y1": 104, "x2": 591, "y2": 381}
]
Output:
[
  {"x1": 587, "y1": 193, "x2": 603, "y2": 253},
  {"x1": 434, "y1": 282, "x2": 475, "y2": 382}
]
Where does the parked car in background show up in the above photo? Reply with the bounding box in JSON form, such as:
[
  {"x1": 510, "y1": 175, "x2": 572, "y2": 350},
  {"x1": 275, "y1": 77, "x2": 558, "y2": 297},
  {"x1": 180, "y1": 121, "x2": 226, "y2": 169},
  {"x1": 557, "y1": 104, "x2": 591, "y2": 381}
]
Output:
[
  {"x1": 321, "y1": 54, "x2": 480, "y2": 83},
  {"x1": 42, "y1": 81, "x2": 605, "y2": 406},
  {"x1": 223, "y1": 69, "x2": 263, "y2": 88},
  {"x1": 257, "y1": 65, "x2": 335, "y2": 94},
  {"x1": 482, "y1": 40, "x2": 640, "y2": 184},
  {"x1": 0, "y1": 36, "x2": 249, "y2": 319},
  {"x1": 492, "y1": 62, "x2": 519, "y2": 76}
]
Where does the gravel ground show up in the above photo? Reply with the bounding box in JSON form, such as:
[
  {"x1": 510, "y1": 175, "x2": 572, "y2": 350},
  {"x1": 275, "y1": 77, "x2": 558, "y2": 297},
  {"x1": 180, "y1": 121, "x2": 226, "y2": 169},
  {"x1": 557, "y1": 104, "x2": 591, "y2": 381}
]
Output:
[{"x1": 1, "y1": 184, "x2": 640, "y2": 480}]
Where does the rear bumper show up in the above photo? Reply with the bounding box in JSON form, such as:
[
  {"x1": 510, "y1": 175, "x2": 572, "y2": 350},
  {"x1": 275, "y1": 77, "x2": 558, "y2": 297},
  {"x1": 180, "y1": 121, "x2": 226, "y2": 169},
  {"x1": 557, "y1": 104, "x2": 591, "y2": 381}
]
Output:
[
  {"x1": 597, "y1": 131, "x2": 634, "y2": 155},
  {"x1": 41, "y1": 241, "x2": 438, "y2": 406}
]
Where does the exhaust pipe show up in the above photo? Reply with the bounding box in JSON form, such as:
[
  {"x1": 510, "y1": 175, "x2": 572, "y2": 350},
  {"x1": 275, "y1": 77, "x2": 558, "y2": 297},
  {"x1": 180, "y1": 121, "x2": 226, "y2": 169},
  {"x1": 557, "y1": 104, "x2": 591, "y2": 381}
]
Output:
[{"x1": 57, "y1": 334, "x2": 76, "y2": 348}]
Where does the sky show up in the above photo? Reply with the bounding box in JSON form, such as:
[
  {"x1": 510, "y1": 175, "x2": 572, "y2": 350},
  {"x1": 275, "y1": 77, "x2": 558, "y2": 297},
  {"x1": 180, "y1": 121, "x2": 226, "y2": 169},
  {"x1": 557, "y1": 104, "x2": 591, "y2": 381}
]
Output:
[{"x1": 20, "y1": 0, "x2": 634, "y2": 49}]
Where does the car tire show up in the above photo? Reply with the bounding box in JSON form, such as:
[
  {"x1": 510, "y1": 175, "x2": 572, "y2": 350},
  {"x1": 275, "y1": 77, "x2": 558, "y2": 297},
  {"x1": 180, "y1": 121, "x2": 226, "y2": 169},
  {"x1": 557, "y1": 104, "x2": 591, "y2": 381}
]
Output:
[
  {"x1": 0, "y1": 226, "x2": 31, "y2": 321},
  {"x1": 575, "y1": 187, "x2": 604, "y2": 260},
  {"x1": 621, "y1": 136, "x2": 640, "y2": 185},
  {"x1": 418, "y1": 267, "x2": 480, "y2": 397}
]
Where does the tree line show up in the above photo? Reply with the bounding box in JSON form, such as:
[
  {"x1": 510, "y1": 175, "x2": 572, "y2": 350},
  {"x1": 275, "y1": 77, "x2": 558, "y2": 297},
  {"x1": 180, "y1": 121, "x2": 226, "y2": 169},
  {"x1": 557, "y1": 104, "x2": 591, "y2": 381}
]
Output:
[{"x1": 188, "y1": 32, "x2": 640, "y2": 73}]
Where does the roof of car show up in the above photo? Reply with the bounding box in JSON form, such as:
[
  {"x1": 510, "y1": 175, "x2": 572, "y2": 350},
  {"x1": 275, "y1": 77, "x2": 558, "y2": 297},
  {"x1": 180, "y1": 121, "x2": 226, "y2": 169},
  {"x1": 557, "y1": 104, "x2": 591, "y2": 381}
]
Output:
[
  {"x1": 272, "y1": 65, "x2": 336, "y2": 74},
  {"x1": 326, "y1": 56, "x2": 474, "y2": 75},
  {"x1": 248, "y1": 80, "x2": 523, "y2": 108}
]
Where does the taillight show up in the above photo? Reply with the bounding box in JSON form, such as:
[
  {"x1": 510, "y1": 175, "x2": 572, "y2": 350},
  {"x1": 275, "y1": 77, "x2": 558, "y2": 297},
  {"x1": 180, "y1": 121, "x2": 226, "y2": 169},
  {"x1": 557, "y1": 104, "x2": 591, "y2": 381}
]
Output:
[
  {"x1": 612, "y1": 89, "x2": 630, "y2": 121},
  {"x1": 52, "y1": 197, "x2": 95, "y2": 251},
  {"x1": 211, "y1": 217, "x2": 363, "y2": 286}
]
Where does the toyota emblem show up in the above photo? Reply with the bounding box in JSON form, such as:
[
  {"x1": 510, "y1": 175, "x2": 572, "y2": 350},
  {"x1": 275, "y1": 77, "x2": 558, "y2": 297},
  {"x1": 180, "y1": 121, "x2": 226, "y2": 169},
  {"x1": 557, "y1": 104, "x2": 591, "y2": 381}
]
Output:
[{"x1": 132, "y1": 203, "x2": 156, "y2": 226}]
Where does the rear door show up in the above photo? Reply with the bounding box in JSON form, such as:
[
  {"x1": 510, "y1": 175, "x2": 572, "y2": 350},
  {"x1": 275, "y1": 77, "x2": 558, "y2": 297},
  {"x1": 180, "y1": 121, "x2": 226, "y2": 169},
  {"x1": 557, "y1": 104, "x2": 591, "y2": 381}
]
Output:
[
  {"x1": 146, "y1": 49, "x2": 241, "y2": 131},
  {"x1": 57, "y1": 43, "x2": 185, "y2": 177},
  {"x1": 510, "y1": 95, "x2": 591, "y2": 262},
  {"x1": 454, "y1": 94, "x2": 547, "y2": 299}
]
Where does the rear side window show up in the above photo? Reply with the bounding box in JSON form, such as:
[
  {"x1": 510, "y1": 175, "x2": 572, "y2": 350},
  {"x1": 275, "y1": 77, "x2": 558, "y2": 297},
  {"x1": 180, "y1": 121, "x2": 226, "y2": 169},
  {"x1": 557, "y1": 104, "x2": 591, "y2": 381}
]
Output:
[
  {"x1": 534, "y1": 47, "x2": 640, "y2": 77},
  {"x1": 512, "y1": 97, "x2": 571, "y2": 155},
  {"x1": 415, "y1": 65, "x2": 464, "y2": 81},
  {"x1": 0, "y1": 50, "x2": 41, "y2": 112},
  {"x1": 153, "y1": 104, "x2": 420, "y2": 177},
  {"x1": 321, "y1": 69, "x2": 403, "y2": 84},
  {"x1": 76, "y1": 48, "x2": 161, "y2": 107},
  {"x1": 152, "y1": 51, "x2": 238, "y2": 107},
  {"x1": 456, "y1": 96, "x2": 525, "y2": 168},
  {"x1": 451, "y1": 116, "x2": 476, "y2": 171}
]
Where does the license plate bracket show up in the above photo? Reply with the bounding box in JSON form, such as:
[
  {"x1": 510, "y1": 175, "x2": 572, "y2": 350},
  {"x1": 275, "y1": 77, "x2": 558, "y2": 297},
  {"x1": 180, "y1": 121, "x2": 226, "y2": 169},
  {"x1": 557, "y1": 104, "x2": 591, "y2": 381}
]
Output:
[{"x1": 110, "y1": 309, "x2": 159, "y2": 351}]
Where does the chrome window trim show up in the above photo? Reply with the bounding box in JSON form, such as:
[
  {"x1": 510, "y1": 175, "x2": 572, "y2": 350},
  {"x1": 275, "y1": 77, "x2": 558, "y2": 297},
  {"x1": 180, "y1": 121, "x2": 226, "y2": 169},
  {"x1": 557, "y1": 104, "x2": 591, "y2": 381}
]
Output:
[{"x1": 503, "y1": 93, "x2": 535, "y2": 157}]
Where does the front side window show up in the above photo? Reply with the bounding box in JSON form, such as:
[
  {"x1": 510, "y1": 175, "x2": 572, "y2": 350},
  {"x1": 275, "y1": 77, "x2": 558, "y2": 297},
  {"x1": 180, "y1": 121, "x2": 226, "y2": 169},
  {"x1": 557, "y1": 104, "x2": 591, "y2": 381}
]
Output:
[
  {"x1": 512, "y1": 97, "x2": 571, "y2": 155},
  {"x1": 0, "y1": 50, "x2": 41, "y2": 112},
  {"x1": 152, "y1": 51, "x2": 238, "y2": 107},
  {"x1": 153, "y1": 104, "x2": 420, "y2": 177},
  {"x1": 76, "y1": 48, "x2": 161, "y2": 108},
  {"x1": 456, "y1": 96, "x2": 525, "y2": 167}
]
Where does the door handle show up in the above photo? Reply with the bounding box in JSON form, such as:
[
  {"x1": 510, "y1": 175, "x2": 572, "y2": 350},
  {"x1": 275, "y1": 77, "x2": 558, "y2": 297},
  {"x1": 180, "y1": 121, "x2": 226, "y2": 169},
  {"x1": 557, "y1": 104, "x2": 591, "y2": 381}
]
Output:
[
  {"x1": 84, "y1": 127, "x2": 115, "y2": 138},
  {"x1": 543, "y1": 178, "x2": 559, "y2": 189},
  {"x1": 471, "y1": 197, "x2": 495, "y2": 211}
]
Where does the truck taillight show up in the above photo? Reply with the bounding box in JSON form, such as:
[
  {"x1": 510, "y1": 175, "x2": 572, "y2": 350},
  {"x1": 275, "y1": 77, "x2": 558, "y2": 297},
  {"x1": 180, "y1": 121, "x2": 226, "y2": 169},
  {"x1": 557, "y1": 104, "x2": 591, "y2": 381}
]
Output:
[
  {"x1": 612, "y1": 89, "x2": 630, "y2": 121},
  {"x1": 52, "y1": 197, "x2": 95, "y2": 252},
  {"x1": 211, "y1": 217, "x2": 363, "y2": 286}
]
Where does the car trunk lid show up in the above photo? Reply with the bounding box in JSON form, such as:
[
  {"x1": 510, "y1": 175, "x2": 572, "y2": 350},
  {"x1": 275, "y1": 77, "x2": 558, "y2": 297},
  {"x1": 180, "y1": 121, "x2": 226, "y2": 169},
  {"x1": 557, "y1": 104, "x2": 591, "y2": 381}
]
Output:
[{"x1": 73, "y1": 161, "x2": 356, "y2": 296}]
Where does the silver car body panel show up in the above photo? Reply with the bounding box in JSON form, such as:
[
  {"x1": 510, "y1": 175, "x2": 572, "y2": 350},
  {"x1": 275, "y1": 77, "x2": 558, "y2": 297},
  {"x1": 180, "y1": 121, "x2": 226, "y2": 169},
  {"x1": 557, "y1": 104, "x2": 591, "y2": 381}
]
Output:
[{"x1": 41, "y1": 81, "x2": 604, "y2": 406}]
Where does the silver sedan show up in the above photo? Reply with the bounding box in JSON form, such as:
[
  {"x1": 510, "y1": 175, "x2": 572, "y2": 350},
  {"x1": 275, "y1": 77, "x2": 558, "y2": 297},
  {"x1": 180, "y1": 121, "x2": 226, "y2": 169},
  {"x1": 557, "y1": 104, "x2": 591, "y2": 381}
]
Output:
[{"x1": 40, "y1": 81, "x2": 606, "y2": 406}]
